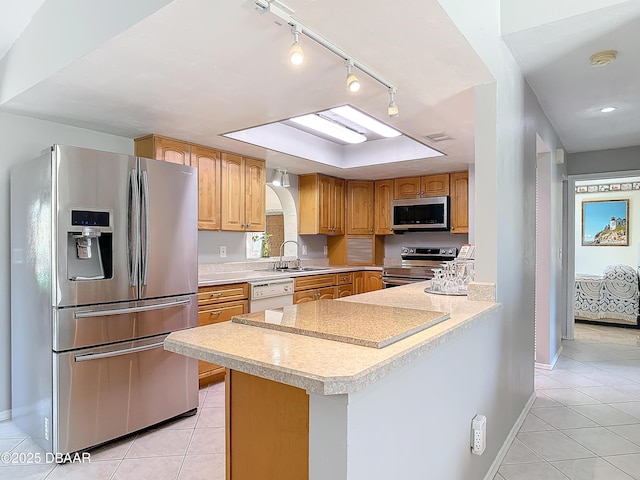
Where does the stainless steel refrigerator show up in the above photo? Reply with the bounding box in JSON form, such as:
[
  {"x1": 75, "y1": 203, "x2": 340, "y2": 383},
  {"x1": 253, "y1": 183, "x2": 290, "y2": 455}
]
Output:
[{"x1": 10, "y1": 144, "x2": 199, "y2": 454}]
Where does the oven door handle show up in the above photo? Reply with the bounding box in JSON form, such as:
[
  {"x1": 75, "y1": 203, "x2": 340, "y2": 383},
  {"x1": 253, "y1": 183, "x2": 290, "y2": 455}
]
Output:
[
  {"x1": 382, "y1": 278, "x2": 423, "y2": 286},
  {"x1": 74, "y1": 341, "x2": 165, "y2": 362}
]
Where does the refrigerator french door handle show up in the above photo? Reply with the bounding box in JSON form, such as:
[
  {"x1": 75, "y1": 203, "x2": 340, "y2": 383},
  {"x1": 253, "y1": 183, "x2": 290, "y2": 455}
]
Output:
[
  {"x1": 74, "y1": 298, "x2": 191, "y2": 319},
  {"x1": 128, "y1": 169, "x2": 140, "y2": 287},
  {"x1": 141, "y1": 170, "x2": 150, "y2": 286},
  {"x1": 74, "y1": 341, "x2": 165, "y2": 362}
]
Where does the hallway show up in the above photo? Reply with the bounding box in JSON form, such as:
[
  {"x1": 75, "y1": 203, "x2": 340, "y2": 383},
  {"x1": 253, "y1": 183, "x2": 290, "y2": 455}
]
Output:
[{"x1": 497, "y1": 323, "x2": 640, "y2": 479}]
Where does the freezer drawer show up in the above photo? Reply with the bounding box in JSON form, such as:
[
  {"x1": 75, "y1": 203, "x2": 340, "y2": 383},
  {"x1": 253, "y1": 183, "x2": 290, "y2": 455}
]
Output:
[
  {"x1": 53, "y1": 334, "x2": 197, "y2": 454},
  {"x1": 54, "y1": 295, "x2": 197, "y2": 351}
]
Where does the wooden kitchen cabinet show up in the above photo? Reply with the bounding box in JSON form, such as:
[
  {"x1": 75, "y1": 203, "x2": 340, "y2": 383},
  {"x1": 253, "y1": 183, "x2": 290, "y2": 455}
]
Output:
[
  {"x1": 299, "y1": 174, "x2": 345, "y2": 235},
  {"x1": 364, "y1": 271, "x2": 383, "y2": 292},
  {"x1": 347, "y1": 180, "x2": 374, "y2": 235},
  {"x1": 197, "y1": 283, "x2": 249, "y2": 386},
  {"x1": 135, "y1": 135, "x2": 191, "y2": 165},
  {"x1": 293, "y1": 274, "x2": 339, "y2": 304},
  {"x1": 190, "y1": 145, "x2": 220, "y2": 231},
  {"x1": 135, "y1": 135, "x2": 222, "y2": 231},
  {"x1": 327, "y1": 235, "x2": 385, "y2": 266},
  {"x1": 450, "y1": 171, "x2": 469, "y2": 234},
  {"x1": 353, "y1": 271, "x2": 365, "y2": 294},
  {"x1": 394, "y1": 174, "x2": 450, "y2": 198},
  {"x1": 336, "y1": 284, "x2": 353, "y2": 298},
  {"x1": 226, "y1": 370, "x2": 309, "y2": 480},
  {"x1": 374, "y1": 179, "x2": 394, "y2": 235},
  {"x1": 220, "y1": 153, "x2": 266, "y2": 232}
]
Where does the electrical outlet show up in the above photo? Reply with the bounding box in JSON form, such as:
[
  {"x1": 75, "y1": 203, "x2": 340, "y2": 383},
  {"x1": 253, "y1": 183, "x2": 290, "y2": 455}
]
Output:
[
  {"x1": 471, "y1": 415, "x2": 486, "y2": 455},
  {"x1": 220, "y1": 246, "x2": 227, "y2": 258},
  {"x1": 323, "y1": 245, "x2": 328, "y2": 255},
  {"x1": 302, "y1": 245, "x2": 308, "y2": 255}
]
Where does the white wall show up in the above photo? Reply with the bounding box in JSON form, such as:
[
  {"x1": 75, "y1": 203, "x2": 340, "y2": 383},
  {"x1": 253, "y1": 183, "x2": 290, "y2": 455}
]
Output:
[
  {"x1": 0, "y1": 111, "x2": 133, "y2": 415},
  {"x1": 567, "y1": 146, "x2": 640, "y2": 176},
  {"x1": 434, "y1": 0, "x2": 565, "y2": 475},
  {"x1": 574, "y1": 182, "x2": 640, "y2": 274},
  {"x1": 500, "y1": 0, "x2": 628, "y2": 35}
]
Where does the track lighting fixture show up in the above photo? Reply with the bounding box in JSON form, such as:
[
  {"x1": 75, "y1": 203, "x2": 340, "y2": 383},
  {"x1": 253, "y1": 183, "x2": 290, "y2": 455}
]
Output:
[
  {"x1": 271, "y1": 168, "x2": 290, "y2": 187},
  {"x1": 281, "y1": 171, "x2": 290, "y2": 187},
  {"x1": 345, "y1": 60, "x2": 360, "y2": 93},
  {"x1": 387, "y1": 88, "x2": 399, "y2": 118},
  {"x1": 271, "y1": 169, "x2": 283, "y2": 186},
  {"x1": 289, "y1": 25, "x2": 303, "y2": 66},
  {"x1": 256, "y1": 0, "x2": 398, "y2": 117}
]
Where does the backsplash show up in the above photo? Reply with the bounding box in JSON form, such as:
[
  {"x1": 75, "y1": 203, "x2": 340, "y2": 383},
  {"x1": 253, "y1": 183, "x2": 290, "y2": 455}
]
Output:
[{"x1": 383, "y1": 231, "x2": 469, "y2": 259}]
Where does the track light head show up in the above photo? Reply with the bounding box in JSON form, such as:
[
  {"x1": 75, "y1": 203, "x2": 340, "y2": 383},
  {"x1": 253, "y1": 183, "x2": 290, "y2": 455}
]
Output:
[
  {"x1": 271, "y1": 169, "x2": 283, "y2": 186},
  {"x1": 345, "y1": 60, "x2": 360, "y2": 93},
  {"x1": 289, "y1": 27, "x2": 304, "y2": 66},
  {"x1": 388, "y1": 88, "x2": 399, "y2": 118},
  {"x1": 281, "y1": 171, "x2": 290, "y2": 188}
]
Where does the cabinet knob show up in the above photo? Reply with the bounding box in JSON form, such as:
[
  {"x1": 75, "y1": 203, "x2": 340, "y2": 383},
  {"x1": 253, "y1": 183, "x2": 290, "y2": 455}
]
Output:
[
  {"x1": 370, "y1": 228, "x2": 373, "y2": 232},
  {"x1": 209, "y1": 310, "x2": 222, "y2": 316}
]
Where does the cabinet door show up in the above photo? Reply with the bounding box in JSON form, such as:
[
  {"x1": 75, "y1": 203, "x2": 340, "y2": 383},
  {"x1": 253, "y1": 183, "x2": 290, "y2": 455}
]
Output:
[
  {"x1": 293, "y1": 290, "x2": 317, "y2": 304},
  {"x1": 317, "y1": 175, "x2": 333, "y2": 234},
  {"x1": 154, "y1": 137, "x2": 191, "y2": 165},
  {"x1": 336, "y1": 284, "x2": 353, "y2": 298},
  {"x1": 364, "y1": 271, "x2": 383, "y2": 292},
  {"x1": 198, "y1": 299, "x2": 247, "y2": 386},
  {"x1": 374, "y1": 179, "x2": 394, "y2": 235},
  {"x1": 347, "y1": 181, "x2": 374, "y2": 235},
  {"x1": 353, "y1": 272, "x2": 365, "y2": 294},
  {"x1": 244, "y1": 157, "x2": 266, "y2": 232},
  {"x1": 332, "y1": 177, "x2": 345, "y2": 235},
  {"x1": 191, "y1": 146, "x2": 220, "y2": 231},
  {"x1": 394, "y1": 177, "x2": 421, "y2": 199},
  {"x1": 421, "y1": 174, "x2": 450, "y2": 197},
  {"x1": 220, "y1": 153, "x2": 245, "y2": 231},
  {"x1": 450, "y1": 171, "x2": 469, "y2": 234},
  {"x1": 317, "y1": 286, "x2": 336, "y2": 301}
]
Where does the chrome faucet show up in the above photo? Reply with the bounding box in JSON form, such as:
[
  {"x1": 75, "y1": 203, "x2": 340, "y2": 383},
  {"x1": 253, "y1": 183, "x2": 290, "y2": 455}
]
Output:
[{"x1": 277, "y1": 240, "x2": 300, "y2": 270}]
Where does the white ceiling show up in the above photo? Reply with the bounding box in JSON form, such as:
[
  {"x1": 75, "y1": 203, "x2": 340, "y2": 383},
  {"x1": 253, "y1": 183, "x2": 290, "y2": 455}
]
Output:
[{"x1": 1, "y1": 0, "x2": 639, "y2": 178}]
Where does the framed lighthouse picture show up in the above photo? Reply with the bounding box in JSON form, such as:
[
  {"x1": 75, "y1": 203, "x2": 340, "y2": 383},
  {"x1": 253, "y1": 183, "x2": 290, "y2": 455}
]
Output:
[{"x1": 581, "y1": 199, "x2": 629, "y2": 246}]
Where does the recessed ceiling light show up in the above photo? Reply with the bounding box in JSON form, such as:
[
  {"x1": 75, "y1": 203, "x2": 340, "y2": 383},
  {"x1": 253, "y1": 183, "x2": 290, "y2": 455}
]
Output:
[
  {"x1": 289, "y1": 114, "x2": 367, "y2": 144},
  {"x1": 330, "y1": 106, "x2": 401, "y2": 138},
  {"x1": 600, "y1": 107, "x2": 617, "y2": 113}
]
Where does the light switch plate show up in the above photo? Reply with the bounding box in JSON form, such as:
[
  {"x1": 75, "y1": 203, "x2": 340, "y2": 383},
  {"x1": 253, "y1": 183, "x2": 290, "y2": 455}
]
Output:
[{"x1": 220, "y1": 246, "x2": 227, "y2": 258}]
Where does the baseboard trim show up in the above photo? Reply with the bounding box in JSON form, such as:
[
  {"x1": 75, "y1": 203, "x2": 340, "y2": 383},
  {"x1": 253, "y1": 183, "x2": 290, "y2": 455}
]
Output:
[
  {"x1": 483, "y1": 391, "x2": 536, "y2": 480},
  {"x1": 0, "y1": 409, "x2": 12, "y2": 422},
  {"x1": 535, "y1": 345, "x2": 564, "y2": 370}
]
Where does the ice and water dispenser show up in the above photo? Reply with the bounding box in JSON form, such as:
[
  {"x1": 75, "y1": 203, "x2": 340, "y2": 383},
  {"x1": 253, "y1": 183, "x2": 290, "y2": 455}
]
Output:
[{"x1": 67, "y1": 210, "x2": 113, "y2": 281}]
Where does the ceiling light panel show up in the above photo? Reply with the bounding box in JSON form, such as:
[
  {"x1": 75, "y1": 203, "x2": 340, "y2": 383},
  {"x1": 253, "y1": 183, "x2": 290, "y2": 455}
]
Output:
[
  {"x1": 289, "y1": 114, "x2": 367, "y2": 144},
  {"x1": 330, "y1": 106, "x2": 401, "y2": 138}
]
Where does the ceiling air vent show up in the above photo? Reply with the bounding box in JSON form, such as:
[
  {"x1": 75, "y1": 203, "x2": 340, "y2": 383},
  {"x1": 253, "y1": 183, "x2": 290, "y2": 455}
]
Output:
[{"x1": 424, "y1": 132, "x2": 453, "y2": 143}]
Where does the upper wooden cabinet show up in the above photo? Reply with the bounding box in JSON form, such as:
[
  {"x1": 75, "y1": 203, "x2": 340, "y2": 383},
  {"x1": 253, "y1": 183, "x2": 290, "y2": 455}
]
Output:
[
  {"x1": 190, "y1": 145, "x2": 220, "y2": 231},
  {"x1": 450, "y1": 171, "x2": 469, "y2": 234},
  {"x1": 347, "y1": 181, "x2": 374, "y2": 235},
  {"x1": 374, "y1": 179, "x2": 394, "y2": 235},
  {"x1": 135, "y1": 135, "x2": 191, "y2": 165},
  {"x1": 299, "y1": 174, "x2": 345, "y2": 235},
  {"x1": 394, "y1": 174, "x2": 450, "y2": 199},
  {"x1": 135, "y1": 135, "x2": 221, "y2": 231},
  {"x1": 220, "y1": 153, "x2": 266, "y2": 232}
]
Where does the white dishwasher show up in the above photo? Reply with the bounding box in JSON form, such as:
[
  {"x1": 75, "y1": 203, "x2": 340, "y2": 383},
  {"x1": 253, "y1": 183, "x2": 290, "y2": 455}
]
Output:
[{"x1": 248, "y1": 278, "x2": 294, "y2": 312}]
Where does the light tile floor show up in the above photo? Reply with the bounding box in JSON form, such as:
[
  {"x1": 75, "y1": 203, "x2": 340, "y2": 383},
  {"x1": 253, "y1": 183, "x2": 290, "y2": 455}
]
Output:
[
  {"x1": 496, "y1": 322, "x2": 640, "y2": 480},
  {"x1": 0, "y1": 381, "x2": 226, "y2": 480},
  {"x1": 4, "y1": 323, "x2": 640, "y2": 479}
]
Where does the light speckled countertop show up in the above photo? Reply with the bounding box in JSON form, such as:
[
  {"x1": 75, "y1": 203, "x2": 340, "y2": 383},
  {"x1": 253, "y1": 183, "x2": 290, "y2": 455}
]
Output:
[
  {"x1": 198, "y1": 265, "x2": 382, "y2": 286},
  {"x1": 165, "y1": 281, "x2": 500, "y2": 395}
]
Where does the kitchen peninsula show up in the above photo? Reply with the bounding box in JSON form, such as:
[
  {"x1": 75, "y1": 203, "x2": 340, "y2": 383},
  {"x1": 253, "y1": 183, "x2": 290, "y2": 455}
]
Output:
[{"x1": 165, "y1": 282, "x2": 501, "y2": 480}]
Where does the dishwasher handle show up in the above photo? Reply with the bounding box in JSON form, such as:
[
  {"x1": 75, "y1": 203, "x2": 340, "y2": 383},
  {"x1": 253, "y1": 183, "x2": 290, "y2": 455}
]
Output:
[
  {"x1": 74, "y1": 299, "x2": 191, "y2": 319},
  {"x1": 74, "y1": 341, "x2": 165, "y2": 362}
]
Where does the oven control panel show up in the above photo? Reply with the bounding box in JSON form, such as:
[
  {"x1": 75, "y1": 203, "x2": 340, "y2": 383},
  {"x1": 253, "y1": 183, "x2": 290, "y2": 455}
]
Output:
[{"x1": 401, "y1": 246, "x2": 457, "y2": 259}]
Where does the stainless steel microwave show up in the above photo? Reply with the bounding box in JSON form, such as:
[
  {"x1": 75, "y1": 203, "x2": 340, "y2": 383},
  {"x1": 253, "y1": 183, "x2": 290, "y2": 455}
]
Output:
[{"x1": 391, "y1": 196, "x2": 450, "y2": 232}]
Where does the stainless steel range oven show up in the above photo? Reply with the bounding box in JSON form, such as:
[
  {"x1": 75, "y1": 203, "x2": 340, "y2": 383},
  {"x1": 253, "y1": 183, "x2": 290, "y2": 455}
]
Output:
[{"x1": 382, "y1": 246, "x2": 458, "y2": 288}]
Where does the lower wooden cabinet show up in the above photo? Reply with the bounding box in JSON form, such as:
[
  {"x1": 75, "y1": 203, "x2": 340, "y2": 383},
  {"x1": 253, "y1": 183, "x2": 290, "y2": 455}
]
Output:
[
  {"x1": 226, "y1": 370, "x2": 309, "y2": 480},
  {"x1": 353, "y1": 272, "x2": 365, "y2": 294},
  {"x1": 336, "y1": 284, "x2": 353, "y2": 297},
  {"x1": 197, "y1": 284, "x2": 248, "y2": 387},
  {"x1": 364, "y1": 271, "x2": 383, "y2": 292}
]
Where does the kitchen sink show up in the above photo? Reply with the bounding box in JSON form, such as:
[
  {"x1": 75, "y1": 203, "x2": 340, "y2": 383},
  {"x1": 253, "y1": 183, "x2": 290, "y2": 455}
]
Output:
[{"x1": 254, "y1": 267, "x2": 328, "y2": 273}]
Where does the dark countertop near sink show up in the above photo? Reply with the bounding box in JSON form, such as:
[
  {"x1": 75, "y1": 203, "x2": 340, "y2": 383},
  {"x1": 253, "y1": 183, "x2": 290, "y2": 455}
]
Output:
[{"x1": 198, "y1": 265, "x2": 383, "y2": 287}]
